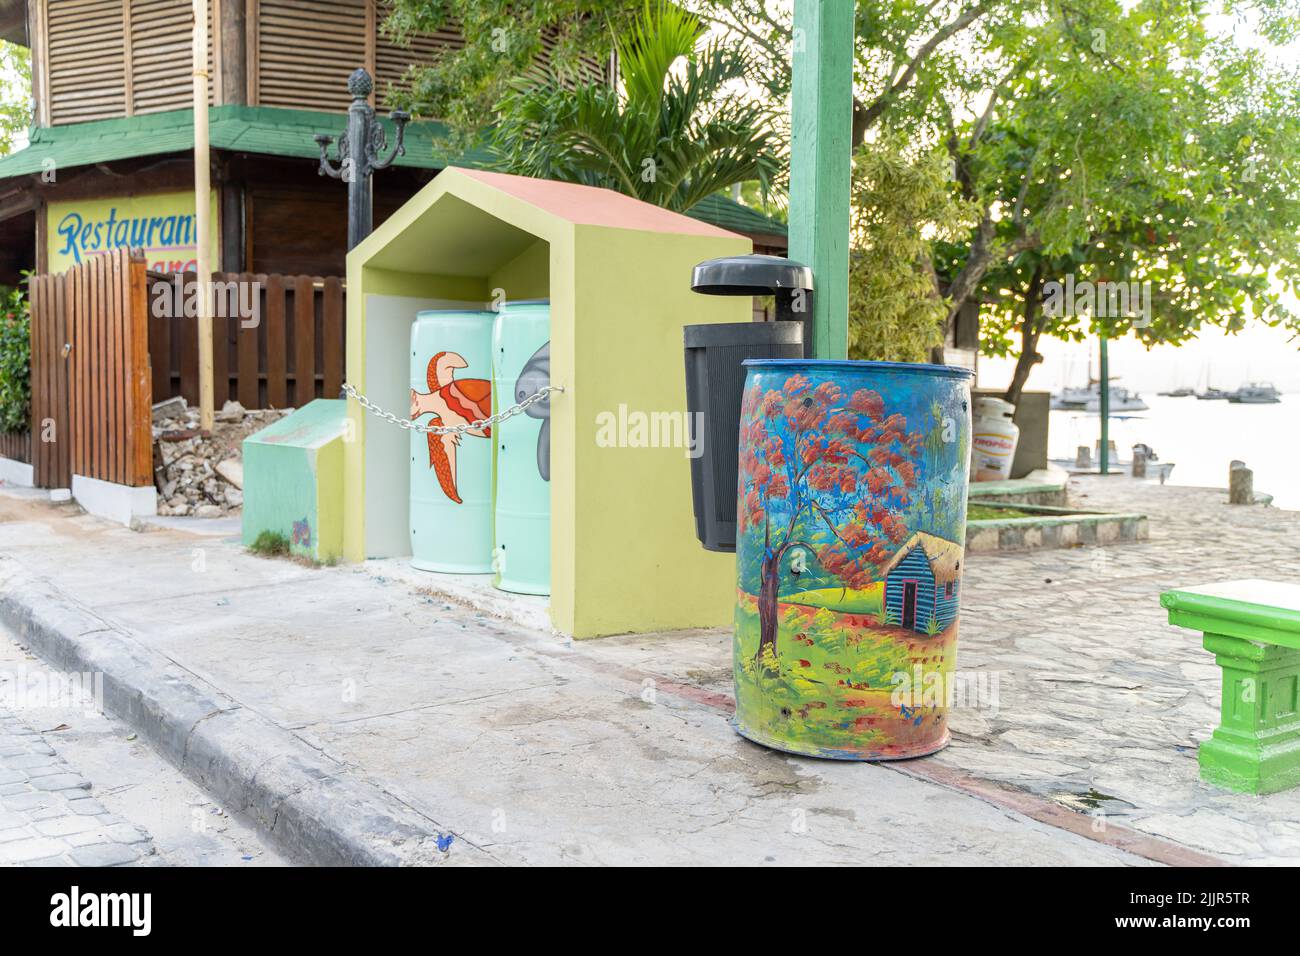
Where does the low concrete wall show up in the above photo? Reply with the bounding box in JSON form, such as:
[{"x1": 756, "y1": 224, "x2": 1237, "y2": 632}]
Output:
[
  {"x1": 71, "y1": 474, "x2": 157, "y2": 527},
  {"x1": 0, "y1": 456, "x2": 34, "y2": 488},
  {"x1": 967, "y1": 513, "x2": 1148, "y2": 553}
]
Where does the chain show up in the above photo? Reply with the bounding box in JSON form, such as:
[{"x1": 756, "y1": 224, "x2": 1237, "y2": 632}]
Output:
[{"x1": 342, "y1": 382, "x2": 563, "y2": 435}]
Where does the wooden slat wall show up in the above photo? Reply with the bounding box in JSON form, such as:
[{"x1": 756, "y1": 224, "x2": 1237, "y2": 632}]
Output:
[
  {"x1": 147, "y1": 271, "x2": 344, "y2": 409},
  {"x1": 47, "y1": 0, "x2": 127, "y2": 124},
  {"x1": 256, "y1": 0, "x2": 367, "y2": 111},
  {"x1": 28, "y1": 250, "x2": 151, "y2": 488},
  {"x1": 42, "y1": 0, "x2": 595, "y2": 126},
  {"x1": 129, "y1": 0, "x2": 215, "y2": 115}
]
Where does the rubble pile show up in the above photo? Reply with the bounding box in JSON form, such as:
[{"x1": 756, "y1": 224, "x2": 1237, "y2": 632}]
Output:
[{"x1": 151, "y1": 398, "x2": 290, "y2": 518}]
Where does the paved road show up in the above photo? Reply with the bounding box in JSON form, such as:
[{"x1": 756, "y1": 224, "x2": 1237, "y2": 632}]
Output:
[
  {"x1": 0, "y1": 627, "x2": 287, "y2": 867},
  {"x1": 0, "y1": 486, "x2": 1157, "y2": 866}
]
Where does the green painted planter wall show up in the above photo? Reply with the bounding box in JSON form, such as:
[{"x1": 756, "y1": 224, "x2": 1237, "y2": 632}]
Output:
[
  {"x1": 241, "y1": 399, "x2": 348, "y2": 562},
  {"x1": 492, "y1": 301, "x2": 552, "y2": 595}
]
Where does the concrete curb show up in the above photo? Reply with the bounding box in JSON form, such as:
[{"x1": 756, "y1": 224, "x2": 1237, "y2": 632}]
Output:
[{"x1": 0, "y1": 559, "x2": 465, "y2": 866}]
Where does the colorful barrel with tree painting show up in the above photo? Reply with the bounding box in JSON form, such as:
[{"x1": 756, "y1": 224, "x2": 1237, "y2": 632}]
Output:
[
  {"x1": 491, "y1": 300, "x2": 551, "y2": 595},
  {"x1": 409, "y1": 309, "x2": 495, "y2": 573},
  {"x1": 733, "y1": 359, "x2": 974, "y2": 759}
]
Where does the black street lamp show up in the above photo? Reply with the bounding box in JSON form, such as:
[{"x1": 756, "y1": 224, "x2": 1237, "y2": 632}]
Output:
[{"x1": 315, "y1": 68, "x2": 411, "y2": 251}]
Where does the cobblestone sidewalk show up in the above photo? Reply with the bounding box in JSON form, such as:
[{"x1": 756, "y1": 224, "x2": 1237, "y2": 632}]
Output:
[{"x1": 0, "y1": 712, "x2": 155, "y2": 866}]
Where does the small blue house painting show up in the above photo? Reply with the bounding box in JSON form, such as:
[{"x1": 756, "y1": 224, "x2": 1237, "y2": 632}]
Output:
[{"x1": 881, "y1": 532, "x2": 963, "y2": 634}]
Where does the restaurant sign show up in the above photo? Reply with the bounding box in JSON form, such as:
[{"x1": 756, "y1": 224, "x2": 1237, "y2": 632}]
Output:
[{"x1": 48, "y1": 190, "x2": 220, "y2": 275}]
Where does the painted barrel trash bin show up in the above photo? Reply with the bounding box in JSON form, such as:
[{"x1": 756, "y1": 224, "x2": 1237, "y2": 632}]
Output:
[
  {"x1": 733, "y1": 359, "x2": 975, "y2": 760},
  {"x1": 409, "y1": 309, "x2": 495, "y2": 573},
  {"x1": 492, "y1": 300, "x2": 551, "y2": 595}
]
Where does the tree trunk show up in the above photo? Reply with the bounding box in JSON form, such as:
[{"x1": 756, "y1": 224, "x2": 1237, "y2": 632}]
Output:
[
  {"x1": 755, "y1": 552, "x2": 781, "y2": 663},
  {"x1": 1004, "y1": 266, "x2": 1045, "y2": 408}
]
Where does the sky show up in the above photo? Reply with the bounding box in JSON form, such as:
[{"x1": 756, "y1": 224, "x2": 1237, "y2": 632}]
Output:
[{"x1": 977, "y1": 320, "x2": 1300, "y2": 395}]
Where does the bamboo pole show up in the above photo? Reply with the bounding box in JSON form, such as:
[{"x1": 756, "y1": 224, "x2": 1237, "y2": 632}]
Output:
[{"x1": 193, "y1": 0, "x2": 214, "y2": 431}]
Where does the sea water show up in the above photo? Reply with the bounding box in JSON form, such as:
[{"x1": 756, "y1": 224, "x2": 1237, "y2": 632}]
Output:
[{"x1": 1048, "y1": 394, "x2": 1299, "y2": 511}]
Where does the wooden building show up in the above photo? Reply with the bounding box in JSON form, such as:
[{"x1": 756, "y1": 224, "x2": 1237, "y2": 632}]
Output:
[{"x1": 0, "y1": 0, "x2": 787, "y2": 288}]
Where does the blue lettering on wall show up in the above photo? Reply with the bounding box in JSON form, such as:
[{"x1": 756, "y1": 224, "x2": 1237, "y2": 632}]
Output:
[{"x1": 54, "y1": 206, "x2": 199, "y2": 265}]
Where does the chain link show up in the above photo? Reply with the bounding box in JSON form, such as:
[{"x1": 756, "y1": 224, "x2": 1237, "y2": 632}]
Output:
[{"x1": 342, "y1": 382, "x2": 563, "y2": 435}]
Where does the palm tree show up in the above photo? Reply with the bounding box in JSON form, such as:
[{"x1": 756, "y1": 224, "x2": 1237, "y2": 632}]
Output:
[{"x1": 487, "y1": 1, "x2": 781, "y2": 214}]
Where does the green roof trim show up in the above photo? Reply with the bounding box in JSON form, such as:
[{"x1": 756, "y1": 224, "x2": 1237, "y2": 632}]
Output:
[
  {"x1": 688, "y1": 193, "x2": 786, "y2": 239},
  {"x1": 0, "y1": 105, "x2": 786, "y2": 239}
]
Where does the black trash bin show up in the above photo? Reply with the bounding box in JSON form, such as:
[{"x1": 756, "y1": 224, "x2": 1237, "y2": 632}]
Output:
[{"x1": 684, "y1": 255, "x2": 813, "y2": 552}]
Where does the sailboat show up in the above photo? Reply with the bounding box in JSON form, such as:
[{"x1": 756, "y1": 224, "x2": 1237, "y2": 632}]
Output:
[
  {"x1": 1228, "y1": 382, "x2": 1282, "y2": 404},
  {"x1": 1052, "y1": 379, "x2": 1148, "y2": 412}
]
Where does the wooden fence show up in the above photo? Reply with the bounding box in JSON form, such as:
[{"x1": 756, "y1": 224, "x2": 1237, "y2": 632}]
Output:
[
  {"x1": 28, "y1": 249, "x2": 153, "y2": 489},
  {"x1": 0, "y1": 429, "x2": 30, "y2": 464},
  {"x1": 147, "y1": 273, "x2": 345, "y2": 410}
]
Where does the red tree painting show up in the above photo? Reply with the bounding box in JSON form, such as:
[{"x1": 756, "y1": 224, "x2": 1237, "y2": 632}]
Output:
[{"x1": 738, "y1": 374, "x2": 923, "y2": 663}]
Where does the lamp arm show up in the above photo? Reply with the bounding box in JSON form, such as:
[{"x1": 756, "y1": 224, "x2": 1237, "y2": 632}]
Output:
[{"x1": 371, "y1": 111, "x2": 410, "y2": 171}]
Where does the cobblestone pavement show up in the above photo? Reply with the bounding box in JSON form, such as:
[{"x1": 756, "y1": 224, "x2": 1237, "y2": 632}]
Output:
[
  {"x1": 0, "y1": 711, "x2": 156, "y2": 866},
  {"x1": 935, "y1": 475, "x2": 1300, "y2": 864},
  {"x1": 0, "y1": 624, "x2": 288, "y2": 867}
]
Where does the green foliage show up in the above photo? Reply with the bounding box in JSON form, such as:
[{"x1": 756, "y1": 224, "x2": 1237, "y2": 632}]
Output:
[
  {"x1": 0, "y1": 285, "x2": 30, "y2": 434},
  {"x1": 484, "y1": 1, "x2": 781, "y2": 212},
  {"x1": 383, "y1": 0, "x2": 640, "y2": 151},
  {"x1": 965, "y1": 0, "x2": 1300, "y2": 374},
  {"x1": 847, "y1": 137, "x2": 977, "y2": 362},
  {"x1": 248, "y1": 530, "x2": 291, "y2": 557},
  {"x1": 0, "y1": 40, "x2": 31, "y2": 157}
]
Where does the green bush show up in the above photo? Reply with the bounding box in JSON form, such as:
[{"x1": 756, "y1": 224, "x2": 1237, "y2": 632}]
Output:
[{"x1": 0, "y1": 285, "x2": 30, "y2": 434}]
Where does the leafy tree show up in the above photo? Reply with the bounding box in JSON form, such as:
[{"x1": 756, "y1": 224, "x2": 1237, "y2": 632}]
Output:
[
  {"x1": 738, "y1": 374, "x2": 921, "y2": 663},
  {"x1": 0, "y1": 39, "x2": 31, "y2": 156},
  {"x1": 485, "y1": 1, "x2": 780, "y2": 211},
  {"x1": 0, "y1": 285, "x2": 30, "y2": 434},
  {"x1": 947, "y1": 1, "x2": 1300, "y2": 402},
  {"x1": 383, "y1": 0, "x2": 639, "y2": 150},
  {"x1": 848, "y1": 136, "x2": 978, "y2": 362}
]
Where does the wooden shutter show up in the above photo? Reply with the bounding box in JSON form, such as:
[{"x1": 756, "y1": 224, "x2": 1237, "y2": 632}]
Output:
[
  {"x1": 47, "y1": 0, "x2": 127, "y2": 124},
  {"x1": 129, "y1": 0, "x2": 215, "y2": 115},
  {"x1": 256, "y1": 0, "x2": 367, "y2": 111}
]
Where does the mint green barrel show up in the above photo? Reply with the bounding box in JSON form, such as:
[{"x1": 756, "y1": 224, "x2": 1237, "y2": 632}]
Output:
[
  {"x1": 409, "y1": 310, "x2": 495, "y2": 573},
  {"x1": 492, "y1": 300, "x2": 551, "y2": 595}
]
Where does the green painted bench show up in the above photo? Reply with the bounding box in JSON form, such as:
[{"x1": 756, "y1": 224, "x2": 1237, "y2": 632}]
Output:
[{"x1": 1161, "y1": 580, "x2": 1300, "y2": 794}]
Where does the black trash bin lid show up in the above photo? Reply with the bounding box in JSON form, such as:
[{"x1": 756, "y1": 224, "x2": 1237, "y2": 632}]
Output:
[{"x1": 691, "y1": 255, "x2": 814, "y2": 296}]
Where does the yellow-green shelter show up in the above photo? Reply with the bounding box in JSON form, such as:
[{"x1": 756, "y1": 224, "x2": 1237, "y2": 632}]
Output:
[{"x1": 345, "y1": 167, "x2": 752, "y2": 638}]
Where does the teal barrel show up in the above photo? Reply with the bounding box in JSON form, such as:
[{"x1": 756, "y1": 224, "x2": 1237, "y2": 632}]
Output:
[
  {"x1": 409, "y1": 309, "x2": 496, "y2": 573},
  {"x1": 733, "y1": 359, "x2": 974, "y2": 760},
  {"x1": 491, "y1": 300, "x2": 551, "y2": 595}
]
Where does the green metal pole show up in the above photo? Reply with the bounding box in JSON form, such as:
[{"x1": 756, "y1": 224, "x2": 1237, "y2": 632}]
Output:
[
  {"x1": 788, "y1": 0, "x2": 854, "y2": 360},
  {"x1": 1099, "y1": 331, "x2": 1110, "y2": 475}
]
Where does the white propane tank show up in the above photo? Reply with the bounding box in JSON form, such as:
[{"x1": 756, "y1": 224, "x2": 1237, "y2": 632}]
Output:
[{"x1": 971, "y1": 397, "x2": 1020, "y2": 482}]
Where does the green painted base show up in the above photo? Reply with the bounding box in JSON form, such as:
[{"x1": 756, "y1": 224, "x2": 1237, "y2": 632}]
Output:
[
  {"x1": 1200, "y1": 729, "x2": 1300, "y2": 795},
  {"x1": 1163, "y1": 581, "x2": 1300, "y2": 795}
]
